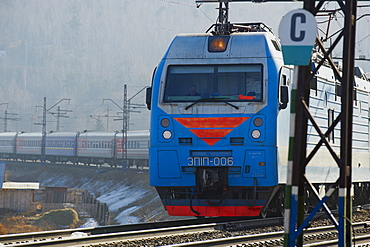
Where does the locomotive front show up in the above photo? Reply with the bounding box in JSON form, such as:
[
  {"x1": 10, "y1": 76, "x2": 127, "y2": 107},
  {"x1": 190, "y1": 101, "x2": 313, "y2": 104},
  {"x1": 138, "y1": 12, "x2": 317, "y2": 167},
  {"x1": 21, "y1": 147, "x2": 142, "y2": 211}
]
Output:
[{"x1": 147, "y1": 24, "x2": 287, "y2": 217}]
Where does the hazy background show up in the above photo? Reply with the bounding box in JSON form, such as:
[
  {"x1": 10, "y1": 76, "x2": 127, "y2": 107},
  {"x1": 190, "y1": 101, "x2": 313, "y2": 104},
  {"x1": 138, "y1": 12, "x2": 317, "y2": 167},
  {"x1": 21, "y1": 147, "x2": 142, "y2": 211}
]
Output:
[{"x1": 1, "y1": 0, "x2": 369, "y2": 132}]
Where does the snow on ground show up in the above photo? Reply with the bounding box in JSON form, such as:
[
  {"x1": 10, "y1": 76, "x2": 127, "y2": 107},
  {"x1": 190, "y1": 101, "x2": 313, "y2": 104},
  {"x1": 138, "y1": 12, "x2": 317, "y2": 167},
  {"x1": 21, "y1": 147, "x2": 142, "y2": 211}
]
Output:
[
  {"x1": 97, "y1": 185, "x2": 147, "y2": 212},
  {"x1": 79, "y1": 218, "x2": 99, "y2": 228},
  {"x1": 115, "y1": 206, "x2": 141, "y2": 224}
]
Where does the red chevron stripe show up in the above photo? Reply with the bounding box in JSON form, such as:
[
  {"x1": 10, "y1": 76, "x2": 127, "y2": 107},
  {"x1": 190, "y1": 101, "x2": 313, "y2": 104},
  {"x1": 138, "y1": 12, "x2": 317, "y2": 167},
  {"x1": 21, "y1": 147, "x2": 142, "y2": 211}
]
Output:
[
  {"x1": 190, "y1": 129, "x2": 233, "y2": 146},
  {"x1": 189, "y1": 129, "x2": 233, "y2": 138},
  {"x1": 174, "y1": 117, "x2": 249, "y2": 146},
  {"x1": 174, "y1": 117, "x2": 249, "y2": 128}
]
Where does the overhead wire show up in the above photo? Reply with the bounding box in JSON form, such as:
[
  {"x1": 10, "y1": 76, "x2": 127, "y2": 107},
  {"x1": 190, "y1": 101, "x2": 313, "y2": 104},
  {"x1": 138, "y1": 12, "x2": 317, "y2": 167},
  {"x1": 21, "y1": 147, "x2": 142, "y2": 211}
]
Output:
[
  {"x1": 162, "y1": 0, "x2": 214, "y2": 23},
  {"x1": 161, "y1": 0, "x2": 194, "y2": 7}
]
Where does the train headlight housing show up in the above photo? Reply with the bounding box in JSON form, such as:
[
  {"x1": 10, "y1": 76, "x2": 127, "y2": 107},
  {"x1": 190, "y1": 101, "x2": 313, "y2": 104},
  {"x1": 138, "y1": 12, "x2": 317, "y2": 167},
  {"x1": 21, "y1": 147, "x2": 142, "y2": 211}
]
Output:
[
  {"x1": 162, "y1": 130, "x2": 172, "y2": 140},
  {"x1": 161, "y1": 118, "x2": 170, "y2": 127},
  {"x1": 208, "y1": 36, "x2": 230, "y2": 52},
  {"x1": 251, "y1": 129, "x2": 261, "y2": 139},
  {"x1": 254, "y1": 117, "x2": 263, "y2": 127}
]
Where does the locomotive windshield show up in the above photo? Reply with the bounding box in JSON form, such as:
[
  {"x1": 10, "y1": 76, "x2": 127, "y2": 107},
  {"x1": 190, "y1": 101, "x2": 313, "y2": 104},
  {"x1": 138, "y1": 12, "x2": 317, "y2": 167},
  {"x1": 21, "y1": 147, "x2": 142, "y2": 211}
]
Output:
[{"x1": 163, "y1": 64, "x2": 263, "y2": 102}]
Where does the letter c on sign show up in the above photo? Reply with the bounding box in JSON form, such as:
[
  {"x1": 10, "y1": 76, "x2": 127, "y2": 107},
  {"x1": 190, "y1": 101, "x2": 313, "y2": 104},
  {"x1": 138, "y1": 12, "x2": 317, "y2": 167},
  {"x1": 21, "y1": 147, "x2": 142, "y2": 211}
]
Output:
[{"x1": 291, "y1": 13, "x2": 306, "y2": 41}]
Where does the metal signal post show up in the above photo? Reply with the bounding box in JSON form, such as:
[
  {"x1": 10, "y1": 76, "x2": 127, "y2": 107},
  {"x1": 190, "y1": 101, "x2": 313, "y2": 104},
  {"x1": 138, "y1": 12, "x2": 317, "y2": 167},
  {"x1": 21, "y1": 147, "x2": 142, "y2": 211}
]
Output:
[
  {"x1": 196, "y1": 0, "x2": 359, "y2": 245},
  {"x1": 282, "y1": 0, "x2": 358, "y2": 246}
]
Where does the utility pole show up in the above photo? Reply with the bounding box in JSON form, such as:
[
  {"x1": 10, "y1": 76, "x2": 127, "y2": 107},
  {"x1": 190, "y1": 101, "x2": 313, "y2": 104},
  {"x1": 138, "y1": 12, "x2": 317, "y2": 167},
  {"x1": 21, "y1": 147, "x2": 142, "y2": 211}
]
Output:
[
  {"x1": 40, "y1": 97, "x2": 47, "y2": 162},
  {"x1": 279, "y1": 0, "x2": 357, "y2": 246},
  {"x1": 0, "y1": 104, "x2": 20, "y2": 132},
  {"x1": 196, "y1": 0, "x2": 360, "y2": 245},
  {"x1": 35, "y1": 97, "x2": 71, "y2": 162},
  {"x1": 106, "y1": 105, "x2": 112, "y2": 131},
  {"x1": 102, "y1": 84, "x2": 147, "y2": 164},
  {"x1": 339, "y1": 1, "x2": 357, "y2": 244},
  {"x1": 123, "y1": 85, "x2": 128, "y2": 161},
  {"x1": 126, "y1": 85, "x2": 147, "y2": 131},
  {"x1": 50, "y1": 105, "x2": 72, "y2": 132},
  {"x1": 1, "y1": 110, "x2": 20, "y2": 132}
]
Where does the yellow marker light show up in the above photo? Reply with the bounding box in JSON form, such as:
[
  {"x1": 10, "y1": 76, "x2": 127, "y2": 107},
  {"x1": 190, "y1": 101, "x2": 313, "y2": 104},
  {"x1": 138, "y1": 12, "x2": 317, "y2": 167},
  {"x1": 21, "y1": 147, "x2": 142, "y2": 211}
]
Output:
[{"x1": 208, "y1": 36, "x2": 229, "y2": 52}]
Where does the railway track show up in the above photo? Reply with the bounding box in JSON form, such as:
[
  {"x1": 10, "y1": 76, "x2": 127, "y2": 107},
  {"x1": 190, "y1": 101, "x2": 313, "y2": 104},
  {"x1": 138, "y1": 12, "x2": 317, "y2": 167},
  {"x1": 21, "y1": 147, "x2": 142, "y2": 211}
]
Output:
[
  {"x1": 2, "y1": 216, "x2": 370, "y2": 247},
  {"x1": 0, "y1": 217, "x2": 278, "y2": 246},
  {"x1": 160, "y1": 221, "x2": 370, "y2": 247}
]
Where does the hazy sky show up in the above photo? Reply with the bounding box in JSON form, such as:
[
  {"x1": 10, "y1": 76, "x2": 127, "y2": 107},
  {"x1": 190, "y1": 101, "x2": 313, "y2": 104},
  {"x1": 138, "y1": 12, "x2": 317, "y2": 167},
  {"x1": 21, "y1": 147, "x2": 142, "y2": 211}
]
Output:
[{"x1": 1, "y1": 0, "x2": 369, "y2": 132}]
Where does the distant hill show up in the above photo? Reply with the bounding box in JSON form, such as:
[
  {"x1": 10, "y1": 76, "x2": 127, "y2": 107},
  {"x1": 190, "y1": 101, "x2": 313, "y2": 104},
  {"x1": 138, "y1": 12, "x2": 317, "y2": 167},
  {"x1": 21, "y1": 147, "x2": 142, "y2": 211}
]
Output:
[{"x1": 0, "y1": 0, "x2": 212, "y2": 132}]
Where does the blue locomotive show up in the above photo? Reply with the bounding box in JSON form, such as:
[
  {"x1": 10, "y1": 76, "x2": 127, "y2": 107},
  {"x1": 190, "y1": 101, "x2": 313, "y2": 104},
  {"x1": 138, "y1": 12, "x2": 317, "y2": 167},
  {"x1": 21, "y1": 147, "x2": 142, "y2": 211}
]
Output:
[
  {"x1": 147, "y1": 22, "x2": 287, "y2": 217},
  {"x1": 146, "y1": 17, "x2": 370, "y2": 217}
]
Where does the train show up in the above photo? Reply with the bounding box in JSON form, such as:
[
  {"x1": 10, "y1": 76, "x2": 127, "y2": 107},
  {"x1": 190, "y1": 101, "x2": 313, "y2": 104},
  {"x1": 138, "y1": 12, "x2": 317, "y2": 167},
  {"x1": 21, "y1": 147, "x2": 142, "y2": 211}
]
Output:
[
  {"x1": 146, "y1": 7, "x2": 370, "y2": 217},
  {"x1": 0, "y1": 130, "x2": 149, "y2": 168}
]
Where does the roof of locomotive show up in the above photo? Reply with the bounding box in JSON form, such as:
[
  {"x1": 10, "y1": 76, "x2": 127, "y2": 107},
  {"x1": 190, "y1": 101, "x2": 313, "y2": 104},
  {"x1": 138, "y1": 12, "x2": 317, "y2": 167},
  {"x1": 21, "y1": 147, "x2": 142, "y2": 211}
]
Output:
[{"x1": 165, "y1": 23, "x2": 282, "y2": 60}]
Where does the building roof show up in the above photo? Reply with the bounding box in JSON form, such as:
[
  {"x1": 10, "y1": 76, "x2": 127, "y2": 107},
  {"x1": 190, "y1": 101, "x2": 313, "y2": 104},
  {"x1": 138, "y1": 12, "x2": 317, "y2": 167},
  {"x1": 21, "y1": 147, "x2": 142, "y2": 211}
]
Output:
[{"x1": 1, "y1": 182, "x2": 40, "y2": 190}]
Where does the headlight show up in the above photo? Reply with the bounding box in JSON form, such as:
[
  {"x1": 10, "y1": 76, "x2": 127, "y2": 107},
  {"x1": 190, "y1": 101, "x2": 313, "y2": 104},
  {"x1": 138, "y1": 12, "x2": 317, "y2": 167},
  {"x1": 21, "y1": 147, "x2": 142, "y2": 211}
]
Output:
[
  {"x1": 163, "y1": 130, "x2": 172, "y2": 140},
  {"x1": 254, "y1": 117, "x2": 263, "y2": 127},
  {"x1": 161, "y1": 118, "x2": 170, "y2": 127},
  {"x1": 208, "y1": 36, "x2": 230, "y2": 52},
  {"x1": 251, "y1": 129, "x2": 261, "y2": 139}
]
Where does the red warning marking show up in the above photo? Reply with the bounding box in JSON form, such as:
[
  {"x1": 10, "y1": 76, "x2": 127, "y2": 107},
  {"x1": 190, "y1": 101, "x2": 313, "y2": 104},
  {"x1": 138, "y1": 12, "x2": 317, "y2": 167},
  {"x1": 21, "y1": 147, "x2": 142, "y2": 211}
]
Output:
[
  {"x1": 189, "y1": 129, "x2": 233, "y2": 146},
  {"x1": 174, "y1": 117, "x2": 249, "y2": 146},
  {"x1": 174, "y1": 117, "x2": 249, "y2": 128}
]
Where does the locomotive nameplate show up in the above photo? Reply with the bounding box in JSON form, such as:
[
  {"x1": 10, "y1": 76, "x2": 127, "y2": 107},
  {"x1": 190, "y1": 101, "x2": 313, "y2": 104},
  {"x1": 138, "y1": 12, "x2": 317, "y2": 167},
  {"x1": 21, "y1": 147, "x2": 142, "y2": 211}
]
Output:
[{"x1": 187, "y1": 156, "x2": 234, "y2": 166}]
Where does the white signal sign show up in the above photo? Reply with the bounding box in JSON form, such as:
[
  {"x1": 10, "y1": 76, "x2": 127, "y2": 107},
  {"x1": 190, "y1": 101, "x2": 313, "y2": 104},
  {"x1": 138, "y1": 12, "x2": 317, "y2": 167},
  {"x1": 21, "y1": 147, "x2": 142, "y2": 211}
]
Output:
[{"x1": 278, "y1": 9, "x2": 317, "y2": 65}]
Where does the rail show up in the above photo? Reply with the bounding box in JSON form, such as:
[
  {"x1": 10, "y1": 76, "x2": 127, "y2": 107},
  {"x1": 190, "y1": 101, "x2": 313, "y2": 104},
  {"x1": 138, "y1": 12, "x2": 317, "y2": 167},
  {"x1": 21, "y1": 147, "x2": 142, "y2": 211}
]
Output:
[
  {"x1": 2, "y1": 216, "x2": 370, "y2": 246},
  {"x1": 0, "y1": 217, "x2": 279, "y2": 246}
]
